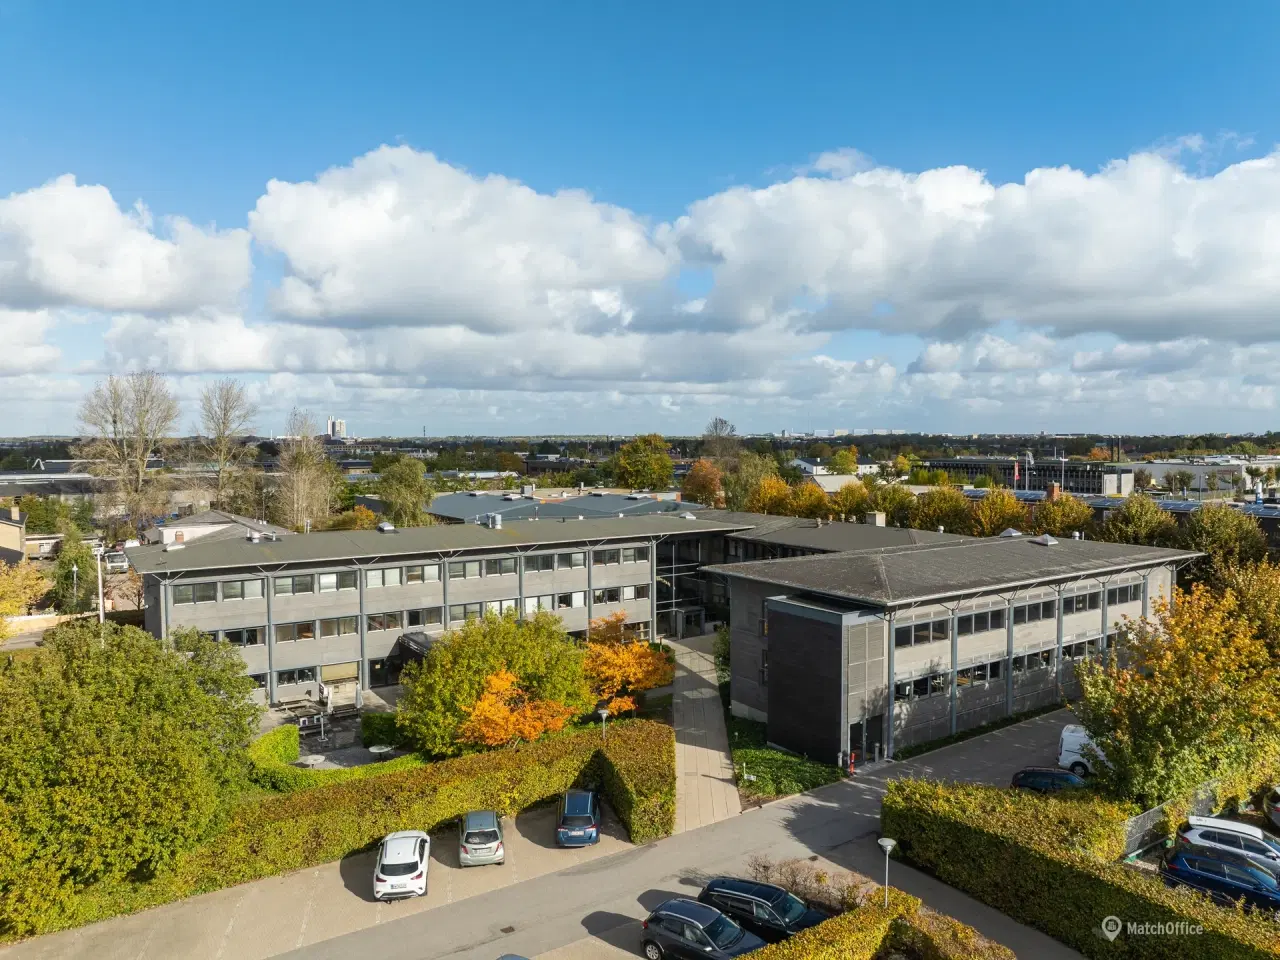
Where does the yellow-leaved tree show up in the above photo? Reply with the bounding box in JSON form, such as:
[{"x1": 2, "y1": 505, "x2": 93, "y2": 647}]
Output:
[
  {"x1": 0, "y1": 562, "x2": 49, "y2": 642},
  {"x1": 745, "y1": 476, "x2": 794, "y2": 515},
  {"x1": 585, "y1": 612, "x2": 672, "y2": 714}
]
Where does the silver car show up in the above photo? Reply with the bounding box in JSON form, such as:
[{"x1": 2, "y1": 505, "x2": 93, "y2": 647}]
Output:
[{"x1": 458, "y1": 810, "x2": 505, "y2": 866}]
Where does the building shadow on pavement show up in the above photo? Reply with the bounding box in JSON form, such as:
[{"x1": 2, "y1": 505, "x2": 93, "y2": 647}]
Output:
[
  {"x1": 635, "y1": 888, "x2": 691, "y2": 912},
  {"x1": 580, "y1": 912, "x2": 644, "y2": 954}
]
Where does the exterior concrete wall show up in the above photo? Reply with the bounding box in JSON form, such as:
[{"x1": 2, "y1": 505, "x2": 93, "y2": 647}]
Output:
[{"x1": 728, "y1": 579, "x2": 772, "y2": 721}]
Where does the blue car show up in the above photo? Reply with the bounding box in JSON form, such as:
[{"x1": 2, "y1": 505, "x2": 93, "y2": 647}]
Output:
[
  {"x1": 556, "y1": 789, "x2": 600, "y2": 847},
  {"x1": 1160, "y1": 843, "x2": 1280, "y2": 913}
]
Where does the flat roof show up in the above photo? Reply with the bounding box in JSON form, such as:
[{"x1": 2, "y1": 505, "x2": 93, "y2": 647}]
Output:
[
  {"x1": 126, "y1": 514, "x2": 749, "y2": 575},
  {"x1": 705, "y1": 537, "x2": 1200, "y2": 608}
]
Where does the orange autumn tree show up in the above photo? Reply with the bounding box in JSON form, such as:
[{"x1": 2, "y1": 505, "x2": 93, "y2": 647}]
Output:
[
  {"x1": 585, "y1": 611, "x2": 672, "y2": 714},
  {"x1": 458, "y1": 668, "x2": 574, "y2": 747}
]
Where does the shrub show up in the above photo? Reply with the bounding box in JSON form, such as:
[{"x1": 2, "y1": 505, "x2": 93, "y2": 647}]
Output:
[
  {"x1": 245, "y1": 724, "x2": 426, "y2": 793},
  {"x1": 882, "y1": 778, "x2": 1280, "y2": 959},
  {"x1": 359, "y1": 711, "x2": 402, "y2": 748},
  {"x1": 15, "y1": 720, "x2": 674, "y2": 939},
  {"x1": 726, "y1": 715, "x2": 843, "y2": 800}
]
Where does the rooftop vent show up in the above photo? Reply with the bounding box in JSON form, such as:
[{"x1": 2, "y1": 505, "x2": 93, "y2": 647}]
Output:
[
  {"x1": 1028, "y1": 534, "x2": 1058, "y2": 546},
  {"x1": 1072, "y1": 531, "x2": 1082, "y2": 540},
  {"x1": 164, "y1": 542, "x2": 185, "y2": 552},
  {"x1": 467, "y1": 491, "x2": 483, "y2": 497},
  {"x1": 503, "y1": 494, "x2": 520, "y2": 501},
  {"x1": 486, "y1": 513, "x2": 502, "y2": 529},
  {"x1": 998, "y1": 528, "x2": 1023, "y2": 538},
  {"x1": 377, "y1": 522, "x2": 396, "y2": 533},
  {"x1": 246, "y1": 530, "x2": 261, "y2": 542},
  {"x1": 589, "y1": 491, "x2": 605, "y2": 497},
  {"x1": 681, "y1": 512, "x2": 697, "y2": 520}
]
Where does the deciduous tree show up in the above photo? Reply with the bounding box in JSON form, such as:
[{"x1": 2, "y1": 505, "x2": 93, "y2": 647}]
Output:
[
  {"x1": 970, "y1": 488, "x2": 1029, "y2": 537},
  {"x1": 0, "y1": 562, "x2": 48, "y2": 640},
  {"x1": 274, "y1": 409, "x2": 339, "y2": 530},
  {"x1": 745, "y1": 475, "x2": 794, "y2": 515},
  {"x1": 326, "y1": 504, "x2": 380, "y2": 531},
  {"x1": 1031, "y1": 493, "x2": 1095, "y2": 537},
  {"x1": 828, "y1": 481, "x2": 869, "y2": 521},
  {"x1": 1179, "y1": 502, "x2": 1268, "y2": 586},
  {"x1": 681, "y1": 459, "x2": 722, "y2": 507},
  {"x1": 1075, "y1": 586, "x2": 1280, "y2": 807},
  {"x1": 74, "y1": 371, "x2": 179, "y2": 530},
  {"x1": 911, "y1": 486, "x2": 972, "y2": 535},
  {"x1": 869, "y1": 483, "x2": 915, "y2": 528},
  {"x1": 722, "y1": 451, "x2": 778, "y2": 511},
  {"x1": 610, "y1": 434, "x2": 674, "y2": 490},
  {"x1": 784, "y1": 482, "x2": 827, "y2": 519},
  {"x1": 1097, "y1": 494, "x2": 1177, "y2": 547},
  {"x1": 378, "y1": 457, "x2": 434, "y2": 526},
  {"x1": 51, "y1": 536, "x2": 97, "y2": 614},
  {"x1": 702, "y1": 417, "x2": 739, "y2": 462},
  {"x1": 458, "y1": 669, "x2": 574, "y2": 747},
  {"x1": 828, "y1": 447, "x2": 859, "y2": 474},
  {"x1": 396, "y1": 611, "x2": 591, "y2": 756},
  {"x1": 584, "y1": 612, "x2": 671, "y2": 714},
  {"x1": 195, "y1": 378, "x2": 258, "y2": 511},
  {"x1": 0, "y1": 621, "x2": 258, "y2": 934}
]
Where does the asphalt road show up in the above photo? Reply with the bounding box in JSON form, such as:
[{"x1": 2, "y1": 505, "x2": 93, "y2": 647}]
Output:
[{"x1": 281, "y1": 710, "x2": 1083, "y2": 960}]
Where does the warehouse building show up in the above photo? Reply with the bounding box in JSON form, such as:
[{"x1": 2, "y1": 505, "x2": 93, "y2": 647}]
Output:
[{"x1": 704, "y1": 534, "x2": 1198, "y2": 765}]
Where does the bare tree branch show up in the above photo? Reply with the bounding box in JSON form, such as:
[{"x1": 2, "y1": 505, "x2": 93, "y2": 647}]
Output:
[{"x1": 196, "y1": 378, "x2": 258, "y2": 510}]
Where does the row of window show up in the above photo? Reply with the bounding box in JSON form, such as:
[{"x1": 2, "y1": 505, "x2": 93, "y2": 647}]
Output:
[
  {"x1": 173, "y1": 548, "x2": 654, "y2": 604},
  {"x1": 892, "y1": 642, "x2": 1106, "y2": 701}
]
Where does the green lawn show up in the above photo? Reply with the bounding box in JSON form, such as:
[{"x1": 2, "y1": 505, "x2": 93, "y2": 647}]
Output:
[{"x1": 726, "y1": 714, "x2": 844, "y2": 802}]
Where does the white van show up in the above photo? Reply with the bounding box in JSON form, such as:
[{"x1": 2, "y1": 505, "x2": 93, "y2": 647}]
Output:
[{"x1": 1058, "y1": 724, "x2": 1103, "y2": 776}]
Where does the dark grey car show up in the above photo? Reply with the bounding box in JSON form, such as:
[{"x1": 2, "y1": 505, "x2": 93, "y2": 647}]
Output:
[
  {"x1": 458, "y1": 810, "x2": 504, "y2": 866},
  {"x1": 641, "y1": 897, "x2": 765, "y2": 959}
]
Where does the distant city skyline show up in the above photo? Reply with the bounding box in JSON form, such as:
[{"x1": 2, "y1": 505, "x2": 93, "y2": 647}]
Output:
[{"x1": 3, "y1": 4, "x2": 1280, "y2": 436}]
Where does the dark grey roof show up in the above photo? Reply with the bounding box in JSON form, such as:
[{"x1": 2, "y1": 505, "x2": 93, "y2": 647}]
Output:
[
  {"x1": 126, "y1": 514, "x2": 750, "y2": 575},
  {"x1": 428, "y1": 491, "x2": 698, "y2": 523},
  {"x1": 0, "y1": 510, "x2": 25, "y2": 528},
  {"x1": 698, "y1": 511, "x2": 961, "y2": 552},
  {"x1": 705, "y1": 537, "x2": 1200, "y2": 608}
]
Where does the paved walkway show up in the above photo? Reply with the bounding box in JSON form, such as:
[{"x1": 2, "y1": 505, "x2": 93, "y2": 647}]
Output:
[{"x1": 669, "y1": 633, "x2": 742, "y2": 833}]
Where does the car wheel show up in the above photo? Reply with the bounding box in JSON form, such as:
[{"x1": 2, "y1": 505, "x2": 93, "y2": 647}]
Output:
[
  {"x1": 642, "y1": 940, "x2": 664, "y2": 960},
  {"x1": 1069, "y1": 762, "x2": 1088, "y2": 777}
]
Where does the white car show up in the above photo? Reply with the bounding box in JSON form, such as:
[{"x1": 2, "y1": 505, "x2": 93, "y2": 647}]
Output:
[
  {"x1": 104, "y1": 552, "x2": 129, "y2": 574},
  {"x1": 1177, "y1": 816, "x2": 1280, "y2": 872},
  {"x1": 373, "y1": 831, "x2": 430, "y2": 900},
  {"x1": 1058, "y1": 724, "x2": 1105, "y2": 776}
]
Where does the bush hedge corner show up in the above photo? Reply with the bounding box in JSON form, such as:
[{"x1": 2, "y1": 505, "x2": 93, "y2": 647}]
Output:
[{"x1": 882, "y1": 778, "x2": 1280, "y2": 959}]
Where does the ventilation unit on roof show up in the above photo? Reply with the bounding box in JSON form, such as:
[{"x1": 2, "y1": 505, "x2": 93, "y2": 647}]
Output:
[
  {"x1": 681, "y1": 512, "x2": 697, "y2": 520},
  {"x1": 164, "y1": 542, "x2": 185, "y2": 552},
  {"x1": 625, "y1": 494, "x2": 648, "y2": 500},
  {"x1": 998, "y1": 528, "x2": 1023, "y2": 538},
  {"x1": 503, "y1": 494, "x2": 520, "y2": 501},
  {"x1": 1028, "y1": 534, "x2": 1058, "y2": 546},
  {"x1": 377, "y1": 522, "x2": 396, "y2": 533},
  {"x1": 589, "y1": 491, "x2": 605, "y2": 497},
  {"x1": 467, "y1": 491, "x2": 483, "y2": 497}
]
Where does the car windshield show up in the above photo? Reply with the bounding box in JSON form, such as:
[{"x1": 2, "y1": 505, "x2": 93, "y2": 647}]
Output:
[
  {"x1": 775, "y1": 892, "x2": 808, "y2": 924},
  {"x1": 1252, "y1": 867, "x2": 1280, "y2": 889},
  {"x1": 1259, "y1": 835, "x2": 1280, "y2": 855},
  {"x1": 703, "y1": 914, "x2": 743, "y2": 949},
  {"x1": 379, "y1": 859, "x2": 418, "y2": 877},
  {"x1": 464, "y1": 830, "x2": 500, "y2": 845},
  {"x1": 562, "y1": 815, "x2": 594, "y2": 828}
]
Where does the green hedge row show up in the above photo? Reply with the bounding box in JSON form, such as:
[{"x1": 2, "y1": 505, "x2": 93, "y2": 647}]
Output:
[
  {"x1": 882, "y1": 779, "x2": 1280, "y2": 959},
  {"x1": 752, "y1": 888, "x2": 1014, "y2": 960},
  {"x1": 246, "y1": 724, "x2": 425, "y2": 792},
  {"x1": 359, "y1": 711, "x2": 403, "y2": 748},
  {"x1": 38, "y1": 720, "x2": 675, "y2": 937}
]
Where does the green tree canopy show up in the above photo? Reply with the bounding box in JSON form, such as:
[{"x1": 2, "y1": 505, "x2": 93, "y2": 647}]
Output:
[
  {"x1": 970, "y1": 488, "x2": 1029, "y2": 537},
  {"x1": 1179, "y1": 503, "x2": 1268, "y2": 585},
  {"x1": 1031, "y1": 493, "x2": 1095, "y2": 537},
  {"x1": 396, "y1": 611, "x2": 592, "y2": 756},
  {"x1": 911, "y1": 486, "x2": 972, "y2": 535},
  {"x1": 721, "y1": 451, "x2": 778, "y2": 512},
  {"x1": 1097, "y1": 494, "x2": 1178, "y2": 547},
  {"x1": 609, "y1": 434, "x2": 674, "y2": 490},
  {"x1": 0, "y1": 621, "x2": 259, "y2": 934},
  {"x1": 869, "y1": 483, "x2": 916, "y2": 528},
  {"x1": 51, "y1": 535, "x2": 98, "y2": 614},
  {"x1": 377, "y1": 457, "x2": 434, "y2": 527},
  {"x1": 828, "y1": 447, "x2": 859, "y2": 474}
]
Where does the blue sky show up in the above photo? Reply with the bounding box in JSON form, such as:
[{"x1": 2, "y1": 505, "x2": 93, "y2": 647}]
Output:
[{"x1": 3, "y1": 2, "x2": 1280, "y2": 436}]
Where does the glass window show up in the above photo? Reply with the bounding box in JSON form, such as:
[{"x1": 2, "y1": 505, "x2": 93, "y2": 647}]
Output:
[
  {"x1": 404, "y1": 565, "x2": 424, "y2": 583},
  {"x1": 894, "y1": 680, "x2": 912, "y2": 700},
  {"x1": 1038, "y1": 649, "x2": 1054, "y2": 668},
  {"x1": 988, "y1": 660, "x2": 1002, "y2": 680},
  {"x1": 972, "y1": 664, "x2": 988, "y2": 682},
  {"x1": 913, "y1": 622, "x2": 931, "y2": 645},
  {"x1": 990, "y1": 608, "x2": 1006, "y2": 630},
  {"x1": 593, "y1": 587, "x2": 621, "y2": 604},
  {"x1": 275, "y1": 620, "x2": 314, "y2": 642},
  {"x1": 974, "y1": 611, "x2": 990, "y2": 633},
  {"x1": 1061, "y1": 596, "x2": 1075, "y2": 616},
  {"x1": 956, "y1": 667, "x2": 972, "y2": 686},
  {"x1": 276, "y1": 667, "x2": 316, "y2": 686},
  {"x1": 1014, "y1": 605, "x2": 1028, "y2": 625},
  {"x1": 635, "y1": 583, "x2": 650, "y2": 599},
  {"x1": 172, "y1": 584, "x2": 194, "y2": 604},
  {"x1": 449, "y1": 560, "x2": 481, "y2": 580},
  {"x1": 484, "y1": 558, "x2": 517, "y2": 577},
  {"x1": 318, "y1": 570, "x2": 357, "y2": 592},
  {"x1": 400, "y1": 564, "x2": 439, "y2": 583},
  {"x1": 912, "y1": 676, "x2": 930, "y2": 698},
  {"x1": 557, "y1": 552, "x2": 585, "y2": 569},
  {"x1": 193, "y1": 583, "x2": 219, "y2": 603},
  {"x1": 223, "y1": 627, "x2": 263, "y2": 646},
  {"x1": 958, "y1": 615, "x2": 973, "y2": 636},
  {"x1": 1012, "y1": 655, "x2": 1026, "y2": 673},
  {"x1": 320, "y1": 618, "x2": 340, "y2": 638},
  {"x1": 633, "y1": 545, "x2": 649, "y2": 562},
  {"x1": 930, "y1": 674, "x2": 947, "y2": 695},
  {"x1": 248, "y1": 673, "x2": 267, "y2": 689},
  {"x1": 297, "y1": 620, "x2": 315, "y2": 640},
  {"x1": 274, "y1": 575, "x2": 314, "y2": 595},
  {"x1": 622, "y1": 585, "x2": 635, "y2": 601},
  {"x1": 367, "y1": 612, "x2": 404, "y2": 632},
  {"x1": 221, "y1": 578, "x2": 263, "y2": 601},
  {"x1": 319, "y1": 617, "x2": 359, "y2": 638},
  {"x1": 1026, "y1": 603, "x2": 1041, "y2": 622},
  {"x1": 448, "y1": 602, "x2": 483, "y2": 622},
  {"x1": 895, "y1": 625, "x2": 913, "y2": 648},
  {"x1": 319, "y1": 573, "x2": 337, "y2": 591},
  {"x1": 931, "y1": 620, "x2": 948, "y2": 643},
  {"x1": 526, "y1": 554, "x2": 555, "y2": 573},
  {"x1": 407, "y1": 607, "x2": 443, "y2": 627},
  {"x1": 593, "y1": 549, "x2": 621, "y2": 566},
  {"x1": 1087, "y1": 591, "x2": 1101, "y2": 610}
]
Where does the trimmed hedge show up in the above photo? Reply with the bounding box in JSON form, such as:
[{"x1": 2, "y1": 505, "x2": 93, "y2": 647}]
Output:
[
  {"x1": 882, "y1": 778, "x2": 1280, "y2": 959},
  {"x1": 26, "y1": 719, "x2": 675, "y2": 938},
  {"x1": 359, "y1": 711, "x2": 403, "y2": 748},
  {"x1": 246, "y1": 724, "x2": 425, "y2": 792},
  {"x1": 751, "y1": 888, "x2": 1014, "y2": 960}
]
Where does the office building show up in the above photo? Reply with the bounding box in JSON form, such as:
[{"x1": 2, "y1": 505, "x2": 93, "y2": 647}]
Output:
[
  {"x1": 705, "y1": 534, "x2": 1198, "y2": 764},
  {"x1": 922, "y1": 456, "x2": 1134, "y2": 496},
  {"x1": 327, "y1": 417, "x2": 347, "y2": 440}
]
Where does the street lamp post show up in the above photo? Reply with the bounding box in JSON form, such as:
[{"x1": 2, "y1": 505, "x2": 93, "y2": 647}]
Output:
[
  {"x1": 597, "y1": 707, "x2": 609, "y2": 741},
  {"x1": 71, "y1": 563, "x2": 79, "y2": 614},
  {"x1": 94, "y1": 546, "x2": 105, "y2": 625},
  {"x1": 877, "y1": 837, "x2": 897, "y2": 908}
]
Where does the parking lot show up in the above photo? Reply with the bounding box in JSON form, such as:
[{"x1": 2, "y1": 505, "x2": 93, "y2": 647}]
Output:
[{"x1": 1, "y1": 803, "x2": 632, "y2": 960}]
